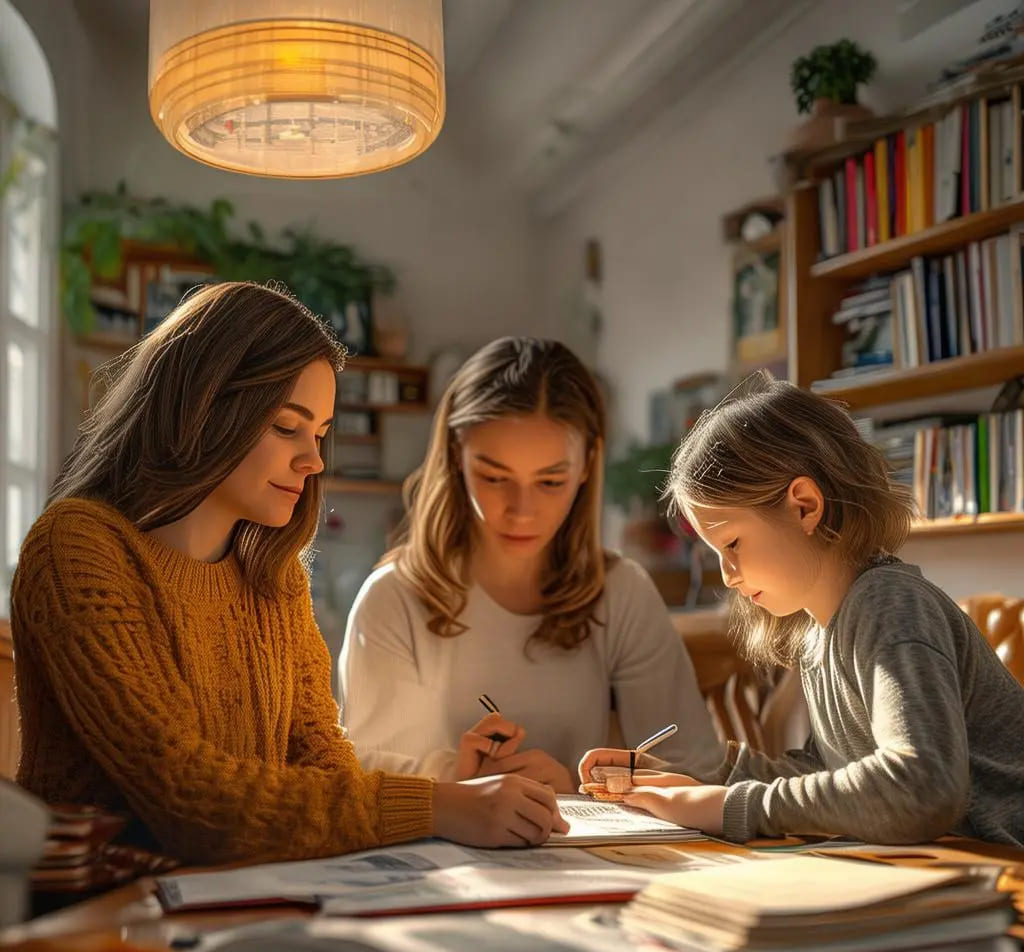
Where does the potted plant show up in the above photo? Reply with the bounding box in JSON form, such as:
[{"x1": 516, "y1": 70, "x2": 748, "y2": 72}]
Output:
[
  {"x1": 60, "y1": 182, "x2": 395, "y2": 339},
  {"x1": 785, "y1": 39, "x2": 878, "y2": 153}
]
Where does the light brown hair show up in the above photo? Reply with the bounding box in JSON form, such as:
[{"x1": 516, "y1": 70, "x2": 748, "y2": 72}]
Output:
[
  {"x1": 50, "y1": 281, "x2": 345, "y2": 595},
  {"x1": 666, "y1": 371, "x2": 913, "y2": 666},
  {"x1": 385, "y1": 337, "x2": 613, "y2": 651}
]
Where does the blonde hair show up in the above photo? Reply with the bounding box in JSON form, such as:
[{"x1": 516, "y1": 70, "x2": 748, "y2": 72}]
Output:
[
  {"x1": 666, "y1": 371, "x2": 913, "y2": 666},
  {"x1": 50, "y1": 281, "x2": 345, "y2": 595},
  {"x1": 386, "y1": 337, "x2": 612, "y2": 651}
]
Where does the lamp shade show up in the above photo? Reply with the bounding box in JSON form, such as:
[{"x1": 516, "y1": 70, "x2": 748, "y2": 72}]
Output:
[{"x1": 148, "y1": 0, "x2": 445, "y2": 179}]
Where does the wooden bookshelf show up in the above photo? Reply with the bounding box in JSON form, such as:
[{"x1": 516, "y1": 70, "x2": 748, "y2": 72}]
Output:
[
  {"x1": 785, "y1": 119, "x2": 1024, "y2": 537},
  {"x1": 811, "y1": 200, "x2": 1024, "y2": 281},
  {"x1": 323, "y1": 477, "x2": 403, "y2": 495},
  {"x1": 910, "y1": 512, "x2": 1024, "y2": 538},
  {"x1": 812, "y1": 346, "x2": 1024, "y2": 410},
  {"x1": 344, "y1": 355, "x2": 429, "y2": 376},
  {"x1": 74, "y1": 332, "x2": 140, "y2": 351}
]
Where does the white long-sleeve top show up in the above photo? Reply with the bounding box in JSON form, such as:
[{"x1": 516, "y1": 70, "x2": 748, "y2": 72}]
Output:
[{"x1": 338, "y1": 557, "x2": 724, "y2": 781}]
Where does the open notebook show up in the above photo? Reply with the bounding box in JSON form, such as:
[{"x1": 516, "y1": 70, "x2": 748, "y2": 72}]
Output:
[{"x1": 547, "y1": 794, "x2": 705, "y2": 847}]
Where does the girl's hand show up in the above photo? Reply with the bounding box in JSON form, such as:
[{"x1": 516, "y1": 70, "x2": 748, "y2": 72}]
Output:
[
  {"x1": 455, "y1": 713, "x2": 525, "y2": 781},
  {"x1": 623, "y1": 776, "x2": 728, "y2": 836},
  {"x1": 477, "y1": 748, "x2": 575, "y2": 793},
  {"x1": 576, "y1": 746, "x2": 665, "y2": 783},
  {"x1": 432, "y1": 775, "x2": 570, "y2": 847}
]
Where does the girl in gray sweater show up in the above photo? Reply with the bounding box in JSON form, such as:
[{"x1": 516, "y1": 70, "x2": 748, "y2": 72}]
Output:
[{"x1": 581, "y1": 372, "x2": 1024, "y2": 846}]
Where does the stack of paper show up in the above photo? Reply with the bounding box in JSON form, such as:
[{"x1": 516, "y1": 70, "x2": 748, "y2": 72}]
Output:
[
  {"x1": 547, "y1": 795, "x2": 705, "y2": 847},
  {"x1": 621, "y1": 854, "x2": 1015, "y2": 951}
]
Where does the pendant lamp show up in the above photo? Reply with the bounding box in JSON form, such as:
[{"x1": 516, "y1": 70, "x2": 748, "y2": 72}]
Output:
[{"x1": 148, "y1": 0, "x2": 445, "y2": 179}]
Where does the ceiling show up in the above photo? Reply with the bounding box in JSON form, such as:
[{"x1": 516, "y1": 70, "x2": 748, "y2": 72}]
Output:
[{"x1": 69, "y1": 0, "x2": 818, "y2": 211}]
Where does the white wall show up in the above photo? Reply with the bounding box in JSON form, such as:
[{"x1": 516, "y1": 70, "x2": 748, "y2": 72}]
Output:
[{"x1": 538, "y1": 0, "x2": 1024, "y2": 599}]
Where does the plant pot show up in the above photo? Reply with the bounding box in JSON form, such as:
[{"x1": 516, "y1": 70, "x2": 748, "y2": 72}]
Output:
[{"x1": 784, "y1": 97, "x2": 874, "y2": 155}]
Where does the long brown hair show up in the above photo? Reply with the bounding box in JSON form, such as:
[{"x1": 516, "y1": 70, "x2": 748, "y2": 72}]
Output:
[
  {"x1": 386, "y1": 337, "x2": 612, "y2": 651},
  {"x1": 50, "y1": 281, "x2": 345, "y2": 595},
  {"x1": 666, "y1": 371, "x2": 913, "y2": 666}
]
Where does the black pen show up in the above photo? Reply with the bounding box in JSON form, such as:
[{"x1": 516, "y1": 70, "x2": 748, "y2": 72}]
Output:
[{"x1": 477, "y1": 693, "x2": 511, "y2": 744}]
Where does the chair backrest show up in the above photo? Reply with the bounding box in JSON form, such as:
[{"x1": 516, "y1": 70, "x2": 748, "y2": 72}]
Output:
[
  {"x1": 958, "y1": 593, "x2": 1024, "y2": 686},
  {"x1": 672, "y1": 612, "x2": 808, "y2": 757},
  {"x1": 0, "y1": 618, "x2": 19, "y2": 780}
]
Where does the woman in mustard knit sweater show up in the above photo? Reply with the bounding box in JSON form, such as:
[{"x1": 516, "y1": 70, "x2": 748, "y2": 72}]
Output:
[{"x1": 11, "y1": 281, "x2": 566, "y2": 865}]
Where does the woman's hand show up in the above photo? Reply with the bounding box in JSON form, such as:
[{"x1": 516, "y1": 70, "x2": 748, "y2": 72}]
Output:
[
  {"x1": 476, "y1": 748, "x2": 576, "y2": 793},
  {"x1": 432, "y1": 775, "x2": 570, "y2": 847},
  {"x1": 455, "y1": 713, "x2": 525, "y2": 781},
  {"x1": 622, "y1": 772, "x2": 728, "y2": 836},
  {"x1": 576, "y1": 747, "x2": 666, "y2": 784}
]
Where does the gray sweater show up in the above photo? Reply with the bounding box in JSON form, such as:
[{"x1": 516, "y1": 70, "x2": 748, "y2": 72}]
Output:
[{"x1": 716, "y1": 560, "x2": 1024, "y2": 845}]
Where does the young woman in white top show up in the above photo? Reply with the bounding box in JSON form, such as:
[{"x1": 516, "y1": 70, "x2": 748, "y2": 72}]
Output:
[{"x1": 339, "y1": 337, "x2": 722, "y2": 792}]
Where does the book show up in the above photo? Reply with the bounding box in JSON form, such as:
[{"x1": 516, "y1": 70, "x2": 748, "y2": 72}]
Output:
[
  {"x1": 156, "y1": 840, "x2": 661, "y2": 912},
  {"x1": 547, "y1": 795, "x2": 707, "y2": 847},
  {"x1": 319, "y1": 864, "x2": 653, "y2": 917},
  {"x1": 622, "y1": 854, "x2": 1014, "y2": 952}
]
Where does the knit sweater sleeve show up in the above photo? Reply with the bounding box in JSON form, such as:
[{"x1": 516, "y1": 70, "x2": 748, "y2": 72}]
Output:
[
  {"x1": 720, "y1": 577, "x2": 970, "y2": 845},
  {"x1": 15, "y1": 514, "x2": 433, "y2": 865}
]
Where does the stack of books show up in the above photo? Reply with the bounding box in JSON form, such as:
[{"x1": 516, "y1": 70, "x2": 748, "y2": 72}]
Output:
[
  {"x1": 621, "y1": 854, "x2": 1014, "y2": 951},
  {"x1": 31, "y1": 804, "x2": 177, "y2": 896}
]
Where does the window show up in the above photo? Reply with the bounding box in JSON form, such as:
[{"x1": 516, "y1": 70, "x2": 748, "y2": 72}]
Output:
[{"x1": 0, "y1": 98, "x2": 59, "y2": 614}]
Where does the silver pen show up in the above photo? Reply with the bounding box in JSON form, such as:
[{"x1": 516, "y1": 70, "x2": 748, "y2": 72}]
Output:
[{"x1": 630, "y1": 723, "x2": 678, "y2": 776}]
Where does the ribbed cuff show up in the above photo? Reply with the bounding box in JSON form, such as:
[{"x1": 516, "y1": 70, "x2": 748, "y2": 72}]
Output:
[
  {"x1": 377, "y1": 774, "x2": 435, "y2": 845},
  {"x1": 721, "y1": 780, "x2": 764, "y2": 843}
]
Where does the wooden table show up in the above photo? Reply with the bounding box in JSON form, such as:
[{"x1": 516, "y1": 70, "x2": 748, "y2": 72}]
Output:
[{"x1": 2, "y1": 837, "x2": 1021, "y2": 950}]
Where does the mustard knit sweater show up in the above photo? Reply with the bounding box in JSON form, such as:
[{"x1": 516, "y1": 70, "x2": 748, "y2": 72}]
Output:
[{"x1": 11, "y1": 498, "x2": 433, "y2": 865}]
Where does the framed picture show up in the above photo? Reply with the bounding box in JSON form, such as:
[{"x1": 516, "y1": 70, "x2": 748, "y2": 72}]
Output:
[{"x1": 327, "y1": 297, "x2": 374, "y2": 355}]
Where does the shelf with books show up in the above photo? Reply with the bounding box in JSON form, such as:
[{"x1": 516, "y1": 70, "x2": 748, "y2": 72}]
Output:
[
  {"x1": 810, "y1": 345, "x2": 1024, "y2": 410},
  {"x1": 73, "y1": 331, "x2": 140, "y2": 351},
  {"x1": 783, "y1": 85, "x2": 1024, "y2": 540},
  {"x1": 788, "y1": 182, "x2": 1024, "y2": 401},
  {"x1": 910, "y1": 512, "x2": 1024, "y2": 538},
  {"x1": 793, "y1": 80, "x2": 1024, "y2": 401},
  {"x1": 811, "y1": 199, "x2": 1024, "y2": 281},
  {"x1": 344, "y1": 355, "x2": 429, "y2": 376}
]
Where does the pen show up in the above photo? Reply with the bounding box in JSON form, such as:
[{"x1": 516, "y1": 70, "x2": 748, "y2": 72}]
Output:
[
  {"x1": 629, "y1": 723, "x2": 678, "y2": 777},
  {"x1": 477, "y1": 693, "x2": 511, "y2": 745}
]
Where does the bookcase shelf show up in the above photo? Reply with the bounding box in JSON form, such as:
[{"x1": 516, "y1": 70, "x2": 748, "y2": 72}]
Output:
[
  {"x1": 344, "y1": 355, "x2": 429, "y2": 376},
  {"x1": 910, "y1": 512, "x2": 1024, "y2": 538},
  {"x1": 811, "y1": 200, "x2": 1024, "y2": 281},
  {"x1": 74, "y1": 332, "x2": 140, "y2": 351},
  {"x1": 814, "y1": 345, "x2": 1024, "y2": 410},
  {"x1": 785, "y1": 98, "x2": 1024, "y2": 527}
]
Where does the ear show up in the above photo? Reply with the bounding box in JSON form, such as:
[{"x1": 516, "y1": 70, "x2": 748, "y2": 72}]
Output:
[
  {"x1": 578, "y1": 438, "x2": 598, "y2": 485},
  {"x1": 786, "y1": 476, "x2": 825, "y2": 536}
]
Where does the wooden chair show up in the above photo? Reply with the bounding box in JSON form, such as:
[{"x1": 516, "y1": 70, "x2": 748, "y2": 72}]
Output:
[
  {"x1": 672, "y1": 610, "x2": 808, "y2": 757},
  {"x1": 0, "y1": 617, "x2": 19, "y2": 780},
  {"x1": 958, "y1": 593, "x2": 1024, "y2": 686}
]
